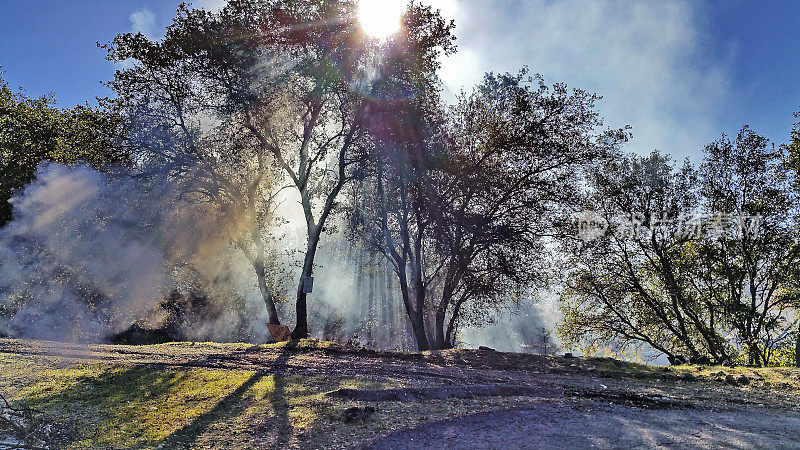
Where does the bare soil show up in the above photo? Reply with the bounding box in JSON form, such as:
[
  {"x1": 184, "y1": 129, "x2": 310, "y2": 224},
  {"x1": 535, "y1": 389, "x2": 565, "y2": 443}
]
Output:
[{"x1": 367, "y1": 402, "x2": 800, "y2": 449}]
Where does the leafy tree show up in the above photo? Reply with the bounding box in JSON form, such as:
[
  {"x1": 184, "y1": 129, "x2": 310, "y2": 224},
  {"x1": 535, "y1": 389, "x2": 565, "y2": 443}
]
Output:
[
  {"x1": 352, "y1": 70, "x2": 623, "y2": 350},
  {"x1": 786, "y1": 108, "x2": 800, "y2": 179},
  {"x1": 560, "y1": 127, "x2": 800, "y2": 366},
  {"x1": 698, "y1": 127, "x2": 800, "y2": 366},
  {"x1": 348, "y1": 54, "x2": 449, "y2": 350},
  {"x1": 104, "y1": 0, "x2": 454, "y2": 337},
  {"x1": 786, "y1": 108, "x2": 800, "y2": 366},
  {"x1": 558, "y1": 152, "x2": 728, "y2": 361},
  {"x1": 0, "y1": 74, "x2": 127, "y2": 226}
]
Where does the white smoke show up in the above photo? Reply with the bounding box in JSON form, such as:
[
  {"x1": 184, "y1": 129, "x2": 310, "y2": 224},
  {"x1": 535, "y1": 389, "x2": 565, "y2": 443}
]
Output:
[
  {"x1": 0, "y1": 163, "x2": 553, "y2": 351},
  {"x1": 459, "y1": 291, "x2": 562, "y2": 354},
  {"x1": 0, "y1": 163, "x2": 269, "y2": 343}
]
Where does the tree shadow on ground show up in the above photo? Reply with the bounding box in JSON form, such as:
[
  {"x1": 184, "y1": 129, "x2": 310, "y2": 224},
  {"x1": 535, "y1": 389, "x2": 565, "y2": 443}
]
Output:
[
  {"x1": 21, "y1": 365, "x2": 189, "y2": 446},
  {"x1": 27, "y1": 366, "x2": 186, "y2": 409},
  {"x1": 158, "y1": 340, "x2": 297, "y2": 448}
]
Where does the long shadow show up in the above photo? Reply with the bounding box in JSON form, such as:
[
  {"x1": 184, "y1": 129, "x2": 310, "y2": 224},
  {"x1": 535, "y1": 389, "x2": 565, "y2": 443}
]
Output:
[
  {"x1": 158, "y1": 340, "x2": 297, "y2": 448},
  {"x1": 269, "y1": 361, "x2": 292, "y2": 445},
  {"x1": 24, "y1": 366, "x2": 186, "y2": 413},
  {"x1": 17, "y1": 365, "x2": 188, "y2": 447}
]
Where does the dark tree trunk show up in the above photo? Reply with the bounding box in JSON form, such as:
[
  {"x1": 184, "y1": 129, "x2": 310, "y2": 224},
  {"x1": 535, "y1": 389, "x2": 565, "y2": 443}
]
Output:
[
  {"x1": 434, "y1": 308, "x2": 449, "y2": 350},
  {"x1": 397, "y1": 270, "x2": 430, "y2": 351},
  {"x1": 293, "y1": 291, "x2": 309, "y2": 339},
  {"x1": 292, "y1": 234, "x2": 320, "y2": 339},
  {"x1": 410, "y1": 310, "x2": 430, "y2": 351},
  {"x1": 255, "y1": 263, "x2": 279, "y2": 325},
  {"x1": 795, "y1": 327, "x2": 800, "y2": 368},
  {"x1": 748, "y1": 342, "x2": 761, "y2": 367}
]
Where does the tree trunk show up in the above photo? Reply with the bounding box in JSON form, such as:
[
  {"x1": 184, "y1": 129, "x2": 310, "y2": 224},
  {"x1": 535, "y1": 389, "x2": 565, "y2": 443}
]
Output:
[
  {"x1": 398, "y1": 270, "x2": 430, "y2": 351},
  {"x1": 292, "y1": 230, "x2": 321, "y2": 339},
  {"x1": 291, "y1": 259, "x2": 313, "y2": 339},
  {"x1": 795, "y1": 326, "x2": 800, "y2": 368},
  {"x1": 410, "y1": 310, "x2": 430, "y2": 351},
  {"x1": 433, "y1": 307, "x2": 448, "y2": 350},
  {"x1": 255, "y1": 263, "x2": 279, "y2": 325},
  {"x1": 434, "y1": 274, "x2": 460, "y2": 350},
  {"x1": 748, "y1": 342, "x2": 761, "y2": 367}
]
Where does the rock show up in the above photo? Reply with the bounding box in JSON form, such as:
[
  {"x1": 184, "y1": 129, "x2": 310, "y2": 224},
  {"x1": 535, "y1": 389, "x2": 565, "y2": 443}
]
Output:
[
  {"x1": 478, "y1": 346, "x2": 496, "y2": 352},
  {"x1": 563, "y1": 352, "x2": 575, "y2": 358},
  {"x1": 736, "y1": 375, "x2": 750, "y2": 385},
  {"x1": 725, "y1": 374, "x2": 737, "y2": 385},
  {"x1": 678, "y1": 372, "x2": 696, "y2": 381},
  {"x1": 712, "y1": 371, "x2": 726, "y2": 377},
  {"x1": 343, "y1": 406, "x2": 376, "y2": 423}
]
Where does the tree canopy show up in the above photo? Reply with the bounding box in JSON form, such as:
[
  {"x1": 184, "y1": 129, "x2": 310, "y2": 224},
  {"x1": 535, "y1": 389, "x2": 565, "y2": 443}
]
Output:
[
  {"x1": 0, "y1": 74, "x2": 128, "y2": 226},
  {"x1": 559, "y1": 127, "x2": 800, "y2": 366}
]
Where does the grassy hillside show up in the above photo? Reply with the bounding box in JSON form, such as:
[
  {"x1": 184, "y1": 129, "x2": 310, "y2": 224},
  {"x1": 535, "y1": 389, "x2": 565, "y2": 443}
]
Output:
[{"x1": 2, "y1": 339, "x2": 799, "y2": 448}]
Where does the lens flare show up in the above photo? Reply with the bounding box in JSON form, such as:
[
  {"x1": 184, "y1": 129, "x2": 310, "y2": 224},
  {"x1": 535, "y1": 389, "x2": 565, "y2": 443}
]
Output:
[{"x1": 357, "y1": 0, "x2": 405, "y2": 39}]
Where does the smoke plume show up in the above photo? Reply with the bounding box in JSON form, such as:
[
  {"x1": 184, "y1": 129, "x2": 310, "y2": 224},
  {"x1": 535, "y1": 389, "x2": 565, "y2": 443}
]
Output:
[
  {"x1": 0, "y1": 164, "x2": 553, "y2": 351},
  {"x1": 0, "y1": 163, "x2": 268, "y2": 343}
]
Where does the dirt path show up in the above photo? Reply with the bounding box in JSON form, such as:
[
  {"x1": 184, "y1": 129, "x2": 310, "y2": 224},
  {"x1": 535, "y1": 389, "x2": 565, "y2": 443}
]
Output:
[{"x1": 367, "y1": 401, "x2": 800, "y2": 449}]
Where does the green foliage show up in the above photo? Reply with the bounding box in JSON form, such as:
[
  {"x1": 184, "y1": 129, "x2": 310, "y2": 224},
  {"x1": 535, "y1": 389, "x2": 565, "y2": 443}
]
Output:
[
  {"x1": 767, "y1": 344, "x2": 797, "y2": 367},
  {"x1": 786, "y1": 107, "x2": 800, "y2": 187},
  {"x1": 0, "y1": 74, "x2": 128, "y2": 226},
  {"x1": 560, "y1": 126, "x2": 800, "y2": 367}
]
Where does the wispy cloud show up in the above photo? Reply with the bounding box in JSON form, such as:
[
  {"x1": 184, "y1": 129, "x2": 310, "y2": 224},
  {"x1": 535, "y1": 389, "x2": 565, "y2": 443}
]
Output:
[
  {"x1": 428, "y1": 0, "x2": 733, "y2": 160},
  {"x1": 194, "y1": 0, "x2": 227, "y2": 12},
  {"x1": 130, "y1": 8, "x2": 156, "y2": 38}
]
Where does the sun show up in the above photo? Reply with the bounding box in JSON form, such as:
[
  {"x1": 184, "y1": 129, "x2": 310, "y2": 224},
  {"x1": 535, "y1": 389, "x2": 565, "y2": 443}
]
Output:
[{"x1": 357, "y1": 0, "x2": 405, "y2": 39}]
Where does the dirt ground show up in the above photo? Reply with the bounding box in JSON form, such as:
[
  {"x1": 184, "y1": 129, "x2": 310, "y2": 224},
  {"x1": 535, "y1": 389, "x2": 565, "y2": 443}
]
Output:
[
  {"x1": 368, "y1": 402, "x2": 800, "y2": 449},
  {"x1": 1, "y1": 338, "x2": 799, "y2": 448}
]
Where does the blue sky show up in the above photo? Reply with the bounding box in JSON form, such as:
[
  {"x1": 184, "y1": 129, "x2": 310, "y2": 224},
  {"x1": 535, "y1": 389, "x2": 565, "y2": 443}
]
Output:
[{"x1": 1, "y1": 0, "x2": 798, "y2": 160}]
